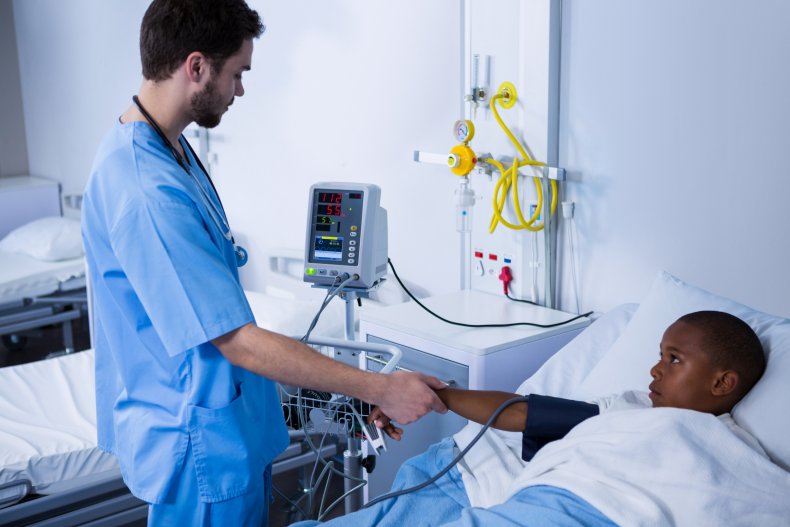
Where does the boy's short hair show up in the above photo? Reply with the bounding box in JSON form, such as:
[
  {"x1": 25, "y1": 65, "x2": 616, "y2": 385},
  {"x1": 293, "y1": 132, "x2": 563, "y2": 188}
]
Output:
[
  {"x1": 677, "y1": 310, "x2": 766, "y2": 398},
  {"x1": 140, "y1": 0, "x2": 265, "y2": 81}
]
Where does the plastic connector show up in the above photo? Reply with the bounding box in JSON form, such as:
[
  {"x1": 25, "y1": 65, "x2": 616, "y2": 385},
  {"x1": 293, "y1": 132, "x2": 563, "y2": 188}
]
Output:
[
  {"x1": 561, "y1": 201, "x2": 575, "y2": 219},
  {"x1": 498, "y1": 266, "x2": 513, "y2": 295},
  {"x1": 363, "y1": 422, "x2": 387, "y2": 454}
]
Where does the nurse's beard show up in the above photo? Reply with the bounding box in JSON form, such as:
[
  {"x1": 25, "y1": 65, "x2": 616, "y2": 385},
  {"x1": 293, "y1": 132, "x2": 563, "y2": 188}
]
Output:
[{"x1": 191, "y1": 80, "x2": 224, "y2": 129}]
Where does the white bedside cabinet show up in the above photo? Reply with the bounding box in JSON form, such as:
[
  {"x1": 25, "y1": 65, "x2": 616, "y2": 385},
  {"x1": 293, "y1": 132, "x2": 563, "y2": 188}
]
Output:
[{"x1": 358, "y1": 289, "x2": 590, "y2": 499}]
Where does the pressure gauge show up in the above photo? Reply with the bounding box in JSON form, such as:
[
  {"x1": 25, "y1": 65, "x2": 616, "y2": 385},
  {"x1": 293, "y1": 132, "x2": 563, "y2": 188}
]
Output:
[{"x1": 453, "y1": 120, "x2": 475, "y2": 144}]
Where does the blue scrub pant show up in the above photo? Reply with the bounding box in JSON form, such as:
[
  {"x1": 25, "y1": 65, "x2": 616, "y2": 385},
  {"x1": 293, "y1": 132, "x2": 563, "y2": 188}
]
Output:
[{"x1": 147, "y1": 443, "x2": 272, "y2": 526}]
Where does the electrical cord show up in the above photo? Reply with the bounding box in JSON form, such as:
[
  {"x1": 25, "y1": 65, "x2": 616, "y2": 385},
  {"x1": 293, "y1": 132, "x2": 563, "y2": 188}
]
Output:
[
  {"x1": 293, "y1": 388, "x2": 368, "y2": 520},
  {"x1": 301, "y1": 273, "x2": 356, "y2": 343},
  {"x1": 363, "y1": 396, "x2": 529, "y2": 509},
  {"x1": 388, "y1": 259, "x2": 592, "y2": 329},
  {"x1": 273, "y1": 272, "x2": 364, "y2": 520},
  {"x1": 505, "y1": 292, "x2": 537, "y2": 305}
]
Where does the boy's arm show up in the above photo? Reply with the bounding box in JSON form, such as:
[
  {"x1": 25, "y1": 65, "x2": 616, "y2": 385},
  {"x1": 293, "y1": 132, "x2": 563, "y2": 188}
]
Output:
[
  {"x1": 369, "y1": 388, "x2": 528, "y2": 440},
  {"x1": 437, "y1": 388, "x2": 527, "y2": 432}
]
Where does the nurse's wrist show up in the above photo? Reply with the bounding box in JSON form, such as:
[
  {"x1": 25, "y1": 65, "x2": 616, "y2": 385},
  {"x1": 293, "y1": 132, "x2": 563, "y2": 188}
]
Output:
[{"x1": 363, "y1": 371, "x2": 388, "y2": 407}]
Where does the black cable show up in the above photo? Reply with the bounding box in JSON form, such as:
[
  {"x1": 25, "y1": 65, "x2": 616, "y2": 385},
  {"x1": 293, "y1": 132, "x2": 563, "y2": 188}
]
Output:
[
  {"x1": 387, "y1": 259, "x2": 593, "y2": 329},
  {"x1": 132, "y1": 95, "x2": 235, "y2": 243},
  {"x1": 301, "y1": 273, "x2": 355, "y2": 342},
  {"x1": 363, "y1": 396, "x2": 529, "y2": 509},
  {"x1": 505, "y1": 291, "x2": 537, "y2": 305}
]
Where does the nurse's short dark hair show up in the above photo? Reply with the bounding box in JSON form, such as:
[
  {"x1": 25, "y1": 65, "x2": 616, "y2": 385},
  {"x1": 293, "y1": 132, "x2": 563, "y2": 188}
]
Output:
[
  {"x1": 140, "y1": 0, "x2": 265, "y2": 81},
  {"x1": 677, "y1": 310, "x2": 766, "y2": 399}
]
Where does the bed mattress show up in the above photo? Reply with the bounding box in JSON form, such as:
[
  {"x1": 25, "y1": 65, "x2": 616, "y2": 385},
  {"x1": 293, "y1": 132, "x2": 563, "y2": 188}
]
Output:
[
  {"x1": 0, "y1": 250, "x2": 86, "y2": 305},
  {"x1": 0, "y1": 349, "x2": 117, "y2": 493}
]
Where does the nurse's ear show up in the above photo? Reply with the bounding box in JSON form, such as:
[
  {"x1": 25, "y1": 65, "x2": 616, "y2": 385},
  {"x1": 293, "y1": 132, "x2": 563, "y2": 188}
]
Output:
[{"x1": 184, "y1": 52, "x2": 209, "y2": 83}]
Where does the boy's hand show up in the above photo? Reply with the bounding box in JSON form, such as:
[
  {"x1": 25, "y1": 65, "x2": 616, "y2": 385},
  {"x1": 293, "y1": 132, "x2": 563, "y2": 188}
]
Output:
[{"x1": 368, "y1": 406, "x2": 404, "y2": 441}]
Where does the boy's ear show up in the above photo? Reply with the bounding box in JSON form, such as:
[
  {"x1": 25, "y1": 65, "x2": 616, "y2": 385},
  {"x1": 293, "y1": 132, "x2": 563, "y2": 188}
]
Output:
[{"x1": 712, "y1": 370, "x2": 739, "y2": 397}]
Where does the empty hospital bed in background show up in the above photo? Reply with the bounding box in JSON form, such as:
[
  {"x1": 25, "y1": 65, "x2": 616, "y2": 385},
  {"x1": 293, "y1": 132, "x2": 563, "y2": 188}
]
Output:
[
  {"x1": 0, "y1": 247, "x2": 87, "y2": 354},
  {"x1": 0, "y1": 176, "x2": 87, "y2": 356},
  {"x1": 0, "y1": 339, "x2": 392, "y2": 526},
  {"x1": 0, "y1": 349, "x2": 136, "y2": 524},
  {"x1": 0, "y1": 250, "x2": 370, "y2": 526}
]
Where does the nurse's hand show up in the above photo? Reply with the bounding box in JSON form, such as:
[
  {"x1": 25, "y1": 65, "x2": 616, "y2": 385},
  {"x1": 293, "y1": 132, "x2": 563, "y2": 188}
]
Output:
[
  {"x1": 375, "y1": 371, "x2": 448, "y2": 425},
  {"x1": 368, "y1": 407, "x2": 404, "y2": 441}
]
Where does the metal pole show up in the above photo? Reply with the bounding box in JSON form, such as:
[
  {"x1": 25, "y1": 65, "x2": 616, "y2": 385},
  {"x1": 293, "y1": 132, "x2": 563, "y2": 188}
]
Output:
[
  {"x1": 343, "y1": 291, "x2": 356, "y2": 341},
  {"x1": 544, "y1": 0, "x2": 563, "y2": 308},
  {"x1": 343, "y1": 437, "x2": 363, "y2": 513}
]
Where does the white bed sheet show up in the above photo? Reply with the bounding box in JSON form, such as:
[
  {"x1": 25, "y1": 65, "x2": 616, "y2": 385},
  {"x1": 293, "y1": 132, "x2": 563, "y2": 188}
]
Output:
[
  {"x1": 0, "y1": 349, "x2": 117, "y2": 493},
  {"x1": 0, "y1": 250, "x2": 86, "y2": 304}
]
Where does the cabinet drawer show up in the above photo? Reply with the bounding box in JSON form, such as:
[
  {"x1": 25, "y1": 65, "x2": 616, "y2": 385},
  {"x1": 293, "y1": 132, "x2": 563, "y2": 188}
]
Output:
[{"x1": 365, "y1": 335, "x2": 469, "y2": 389}]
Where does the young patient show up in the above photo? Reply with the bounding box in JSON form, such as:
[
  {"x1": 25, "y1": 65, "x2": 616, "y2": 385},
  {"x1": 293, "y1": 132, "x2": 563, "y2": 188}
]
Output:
[{"x1": 370, "y1": 310, "x2": 766, "y2": 459}]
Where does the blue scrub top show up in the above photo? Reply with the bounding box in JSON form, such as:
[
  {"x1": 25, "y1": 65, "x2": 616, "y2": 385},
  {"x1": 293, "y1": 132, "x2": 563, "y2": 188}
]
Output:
[{"x1": 82, "y1": 121, "x2": 289, "y2": 504}]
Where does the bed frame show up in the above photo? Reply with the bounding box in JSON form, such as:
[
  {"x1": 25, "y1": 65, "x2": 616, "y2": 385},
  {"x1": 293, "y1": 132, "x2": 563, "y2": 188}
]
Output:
[
  {"x1": 0, "y1": 287, "x2": 87, "y2": 354},
  {"x1": 0, "y1": 446, "x2": 342, "y2": 527}
]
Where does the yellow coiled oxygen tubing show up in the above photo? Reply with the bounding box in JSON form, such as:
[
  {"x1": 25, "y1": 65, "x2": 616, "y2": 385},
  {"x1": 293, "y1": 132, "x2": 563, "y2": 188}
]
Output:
[{"x1": 486, "y1": 91, "x2": 558, "y2": 234}]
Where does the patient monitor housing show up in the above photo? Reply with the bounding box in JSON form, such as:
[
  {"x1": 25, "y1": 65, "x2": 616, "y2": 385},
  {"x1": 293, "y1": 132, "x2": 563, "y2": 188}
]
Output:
[{"x1": 304, "y1": 182, "x2": 388, "y2": 289}]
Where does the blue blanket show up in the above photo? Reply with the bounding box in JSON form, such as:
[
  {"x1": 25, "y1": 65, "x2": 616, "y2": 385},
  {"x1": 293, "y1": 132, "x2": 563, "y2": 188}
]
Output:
[{"x1": 290, "y1": 437, "x2": 615, "y2": 527}]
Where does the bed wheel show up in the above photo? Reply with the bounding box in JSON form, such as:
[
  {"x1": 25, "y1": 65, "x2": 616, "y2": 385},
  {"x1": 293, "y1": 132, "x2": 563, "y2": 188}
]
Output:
[{"x1": 1, "y1": 334, "x2": 28, "y2": 351}]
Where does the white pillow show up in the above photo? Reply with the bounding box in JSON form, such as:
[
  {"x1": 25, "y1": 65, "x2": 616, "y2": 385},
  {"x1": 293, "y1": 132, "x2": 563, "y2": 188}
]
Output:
[
  {"x1": 0, "y1": 216, "x2": 83, "y2": 261},
  {"x1": 577, "y1": 271, "x2": 790, "y2": 470},
  {"x1": 516, "y1": 303, "x2": 638, "y2": 399}
]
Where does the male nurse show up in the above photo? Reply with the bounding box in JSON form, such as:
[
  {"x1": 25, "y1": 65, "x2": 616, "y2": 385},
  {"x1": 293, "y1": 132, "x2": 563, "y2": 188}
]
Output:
[{"x1": 81, "y1": 1, "x2": 446, "y2": 524}]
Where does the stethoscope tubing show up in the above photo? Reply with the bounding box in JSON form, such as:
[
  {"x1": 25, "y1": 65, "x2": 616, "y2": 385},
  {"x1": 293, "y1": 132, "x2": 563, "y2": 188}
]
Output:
[
  {"x1": 131, "y1": 96, "x2": 231, "y2": 235},
  {"x1": 131, "y1": 96, "x2": 247, "y2": 266}
]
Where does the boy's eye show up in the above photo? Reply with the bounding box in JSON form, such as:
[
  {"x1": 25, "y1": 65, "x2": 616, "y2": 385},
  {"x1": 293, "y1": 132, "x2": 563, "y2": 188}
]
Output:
[{"x1": 670, "y1": 355, "x2": 680, "y2": 364}]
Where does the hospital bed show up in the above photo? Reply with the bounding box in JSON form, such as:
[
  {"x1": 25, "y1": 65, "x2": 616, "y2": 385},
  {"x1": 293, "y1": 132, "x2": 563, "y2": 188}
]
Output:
[
  {"x1": 0, "y1": 213, "x2": 88, "y2": 355},
  {"x1": 328, "y1": 270, "x2": 790, "y2": 526},
  {"x1": 0, "y1": 342, "x2": 387, "y2": 526},
  {"x1": 6, "y1": 269, "x2": 787, "y2": 525},
  {"x1": 0, "y1": 250, "x2": 87, "y2": 353},
  {"x1": 0, "y1": 250, "x2": 382, "y2": 526}
]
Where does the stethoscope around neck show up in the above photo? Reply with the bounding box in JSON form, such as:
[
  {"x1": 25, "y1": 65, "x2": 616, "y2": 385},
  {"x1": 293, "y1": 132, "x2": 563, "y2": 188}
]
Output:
[{"x1": 132, "y1": 96, "x2": 248, "y2": 267}]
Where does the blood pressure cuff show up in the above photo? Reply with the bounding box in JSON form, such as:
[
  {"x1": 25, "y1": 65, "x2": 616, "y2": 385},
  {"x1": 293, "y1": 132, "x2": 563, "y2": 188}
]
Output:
[{"x1": 522, "y1": 394, "x2": 599, "y2": 461}]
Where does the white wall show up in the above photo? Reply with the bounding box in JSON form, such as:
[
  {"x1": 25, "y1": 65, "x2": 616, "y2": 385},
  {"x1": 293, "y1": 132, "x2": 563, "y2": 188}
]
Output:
[
  {"x1": 557, "y1": 0, "x2": 790, "y2": 318},
  {"x1": 0, "y1": 0, "x2": 28, "y2": 177},
  {"x1": 10, "y1": 0, "x2": 464, "y2": 296},
  {"x1": 189, "y1": 1, "x2": 463, "y2": 295},
  {"x1": 8, "y1": 0, "x2": 790, "y2": 317},
  {"x1": 12, "y1": 0, "x2": 148, "y2": 197}
]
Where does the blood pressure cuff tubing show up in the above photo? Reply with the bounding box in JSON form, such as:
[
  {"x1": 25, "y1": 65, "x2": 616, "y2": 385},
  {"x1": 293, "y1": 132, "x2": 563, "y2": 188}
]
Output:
[{"x1": 522, "y1": 394, "x2": 599, "y2": 461}]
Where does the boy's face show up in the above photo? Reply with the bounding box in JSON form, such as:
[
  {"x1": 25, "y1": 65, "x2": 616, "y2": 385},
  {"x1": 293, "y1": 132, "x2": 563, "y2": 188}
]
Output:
[{"x1": 649, "y1": 320, "x2": 723, "y2": 412}]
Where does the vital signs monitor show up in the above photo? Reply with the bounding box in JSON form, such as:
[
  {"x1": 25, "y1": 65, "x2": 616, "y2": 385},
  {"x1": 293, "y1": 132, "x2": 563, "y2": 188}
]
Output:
[{"x1": 304, "y1": 182, "x2": 388, "y2": 289}]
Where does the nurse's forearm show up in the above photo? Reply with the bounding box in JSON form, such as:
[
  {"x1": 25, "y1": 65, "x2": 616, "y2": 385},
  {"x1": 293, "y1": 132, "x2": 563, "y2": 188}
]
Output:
[
  {"x1": 215, "y1": 324, "x2": 378, "y2": 397},
  {"x1": 213, "y1": 323, "x2": 447, "y2": 424}
]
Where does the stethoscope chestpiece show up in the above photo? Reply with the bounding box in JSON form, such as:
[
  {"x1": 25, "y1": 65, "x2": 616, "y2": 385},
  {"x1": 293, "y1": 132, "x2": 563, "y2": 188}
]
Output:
[{"x1": 235, "y1": 245, "x2": 248, "y2": 267}]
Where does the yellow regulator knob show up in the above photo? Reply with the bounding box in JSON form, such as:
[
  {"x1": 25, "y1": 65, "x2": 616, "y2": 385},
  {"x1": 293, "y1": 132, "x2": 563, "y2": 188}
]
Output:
[{"x1": 449, "y1": 144, "x2": 477, "y2": 176}]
